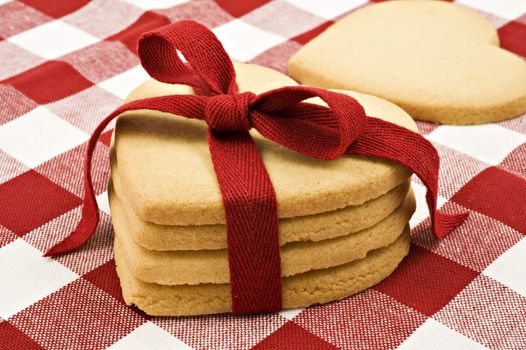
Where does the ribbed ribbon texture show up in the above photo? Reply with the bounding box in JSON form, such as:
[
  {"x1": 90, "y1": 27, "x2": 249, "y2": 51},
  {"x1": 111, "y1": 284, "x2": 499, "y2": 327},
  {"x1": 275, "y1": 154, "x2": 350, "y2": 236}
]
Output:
[{"x1": 44, "y1": 20, "x2": 468, "y2": 314}]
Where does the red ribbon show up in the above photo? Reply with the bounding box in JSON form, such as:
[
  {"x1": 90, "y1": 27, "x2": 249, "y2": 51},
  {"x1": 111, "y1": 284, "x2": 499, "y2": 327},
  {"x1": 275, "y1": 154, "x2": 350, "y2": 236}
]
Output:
[{"x1": 44, "y1": 21, "x2": 468, "y2": 314}]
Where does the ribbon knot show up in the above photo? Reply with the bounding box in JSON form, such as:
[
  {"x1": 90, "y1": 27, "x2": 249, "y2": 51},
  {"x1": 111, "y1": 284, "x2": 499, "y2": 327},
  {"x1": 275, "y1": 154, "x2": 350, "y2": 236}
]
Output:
[
  {"x1": 205, "y1": 92, "x2": 255, "y2": 132},
  {"x1": 44, "y1": 20, "x2": 468, "y2": 316}
]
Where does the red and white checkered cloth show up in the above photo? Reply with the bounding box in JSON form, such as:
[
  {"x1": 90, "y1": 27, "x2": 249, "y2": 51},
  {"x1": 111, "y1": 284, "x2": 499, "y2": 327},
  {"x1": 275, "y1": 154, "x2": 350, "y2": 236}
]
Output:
[{"x1": 1, "y1": 0, "x2": 526, "y2": 349}]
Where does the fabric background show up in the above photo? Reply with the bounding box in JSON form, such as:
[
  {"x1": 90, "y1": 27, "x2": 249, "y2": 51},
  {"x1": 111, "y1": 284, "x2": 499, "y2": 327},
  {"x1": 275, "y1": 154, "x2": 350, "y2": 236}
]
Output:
[{"x1": 1, "y1": 0, "x2": 526, "y2": 349}]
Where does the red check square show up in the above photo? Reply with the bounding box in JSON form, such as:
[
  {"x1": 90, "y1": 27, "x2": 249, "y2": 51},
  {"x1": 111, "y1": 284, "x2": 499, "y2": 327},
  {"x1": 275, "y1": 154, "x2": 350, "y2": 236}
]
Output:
[
  {"x1": 253, "y1": 322, "x2": 338, "y2": 350},
  {"x1": 0, "y1": 170, "x2": 81, "y2": 236},
  {"x1": 375, "y1": 244, "x2": 479, "y2": 316},
  {"x1": 19, "y1": 0, "x2": 90, "y2": 19},
  {"x1": 498, "y1": 21, "x2": 526, "y2": 58},
  {"x1": 83, "y1": 259, "x2": 126, "y2": 304},
  {"x1": 0, "y1": 321, "x2": 41, "y2": 350},
  {"x1": 214, "y1": 0, "x2": 270, "y2": 18},
  {"x1": 452, "y1": 166, "x2": 526, "y2": 235},
  {"x1": 3, "y1": 61, "x2": 93, "y2": 104},
  {"x1": 107, "y1": 12, "x2": 170, "y2": 53}
]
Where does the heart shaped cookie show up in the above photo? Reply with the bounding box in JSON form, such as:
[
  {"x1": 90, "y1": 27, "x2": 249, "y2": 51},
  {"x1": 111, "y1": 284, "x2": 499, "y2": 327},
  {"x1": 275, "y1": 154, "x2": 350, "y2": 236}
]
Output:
[{"x1": 288, "y1": 0, "x2": 526, "y2": 124}]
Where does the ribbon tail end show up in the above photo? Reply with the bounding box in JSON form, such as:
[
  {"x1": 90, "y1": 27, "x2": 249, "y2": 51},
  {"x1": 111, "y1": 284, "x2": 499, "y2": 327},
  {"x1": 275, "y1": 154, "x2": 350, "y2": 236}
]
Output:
[
  {"x1": 43, "y1": 213, "x2": 100, "y2": 257},
  {"x1": 44, "y1": 239, "x2": 80, "y2": 257},
  {"x1": 433, "y1": 211, "x2": 469, "y2": 239}
]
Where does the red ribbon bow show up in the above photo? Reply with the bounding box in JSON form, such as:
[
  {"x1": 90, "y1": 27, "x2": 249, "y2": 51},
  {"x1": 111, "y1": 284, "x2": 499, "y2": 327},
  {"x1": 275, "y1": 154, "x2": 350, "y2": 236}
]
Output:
[{"x1": 45, "y1": 20, "x2": 468, "y2": 314}]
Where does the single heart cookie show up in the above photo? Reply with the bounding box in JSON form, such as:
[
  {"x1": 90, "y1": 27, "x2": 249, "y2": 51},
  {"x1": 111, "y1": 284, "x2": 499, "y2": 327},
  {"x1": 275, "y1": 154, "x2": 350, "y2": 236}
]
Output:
[{"x1": 288, "y1": 0, "x2": 526, "y2": 124}]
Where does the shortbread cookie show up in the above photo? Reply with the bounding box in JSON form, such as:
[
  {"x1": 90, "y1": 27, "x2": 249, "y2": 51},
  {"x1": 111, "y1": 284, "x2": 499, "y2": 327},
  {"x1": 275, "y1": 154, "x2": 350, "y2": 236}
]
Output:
[
  {"x1": 110, "y1": 166, "x2": 410, "y2": 250},
  {"x1": 115, "y1": 227, "x2": 411, "y2": 316},
  {"x1": 112, "y1": 189, "x2": 415, "y2": 285},
  {"x1": 113, "y1": 63, "x2": 417, "y2": 225},
  {"x1": 288, "y1": 0, "x2": 526, "y2": 124}
]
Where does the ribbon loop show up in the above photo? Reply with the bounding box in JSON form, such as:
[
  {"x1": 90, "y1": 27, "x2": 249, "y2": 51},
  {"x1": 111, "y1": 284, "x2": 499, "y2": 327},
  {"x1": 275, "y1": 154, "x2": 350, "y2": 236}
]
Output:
[
  {"x1": 138, "y1": 20, "x2": 237, "y2": 95},
  {"x1": 205, "y1": 92, "x2": 256, "y2": 132},
  {"x1": 253, "y1": 86, "x2": 367, "y2": 160}
]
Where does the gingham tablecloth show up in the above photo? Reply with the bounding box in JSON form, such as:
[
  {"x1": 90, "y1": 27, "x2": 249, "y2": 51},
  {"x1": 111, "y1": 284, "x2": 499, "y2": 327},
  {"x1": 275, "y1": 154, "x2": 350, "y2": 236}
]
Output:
[{"x1": 1, "y1": 0, "x2": 526, "y2": 349}]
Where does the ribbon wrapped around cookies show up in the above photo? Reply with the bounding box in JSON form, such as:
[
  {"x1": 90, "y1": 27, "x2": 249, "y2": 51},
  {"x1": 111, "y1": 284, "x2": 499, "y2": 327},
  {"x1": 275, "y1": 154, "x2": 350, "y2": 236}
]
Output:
[{"x1": 45, "y1": 21, "x2": 468, "y2": 314}]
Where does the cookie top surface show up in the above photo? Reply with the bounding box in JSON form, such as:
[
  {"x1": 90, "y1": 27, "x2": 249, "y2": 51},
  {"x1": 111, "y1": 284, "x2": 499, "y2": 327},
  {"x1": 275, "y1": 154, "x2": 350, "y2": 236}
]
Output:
[
  {"x1": 288, "y1": 0, "x2": 526, "y2": 124},
  {"x1": 113, "y1": 63, "x2": 416, "y2": 225}
]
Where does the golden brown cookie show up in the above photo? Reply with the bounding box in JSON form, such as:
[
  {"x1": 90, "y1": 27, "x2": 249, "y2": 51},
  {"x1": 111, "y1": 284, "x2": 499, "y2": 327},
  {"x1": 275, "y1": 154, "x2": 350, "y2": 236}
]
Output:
[
  {"x1": 110, "y1": 166, "x2": 410, "y2": 251},
  {"x1": 114, "y1": 227, "x2": 411, "y2": 316},
  {"x1": 288, "y1": 0, "x2": 526, "y2": 124},
  {"x1": 111, "y1": 188, "x2": 415, "y2": 285},
  {"x1": 113, "y1": 63, "x2": 417, "y2": 226}
]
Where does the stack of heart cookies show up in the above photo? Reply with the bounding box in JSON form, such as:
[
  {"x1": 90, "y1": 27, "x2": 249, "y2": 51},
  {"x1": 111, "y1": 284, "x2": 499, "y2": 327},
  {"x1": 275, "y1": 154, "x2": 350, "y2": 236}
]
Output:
[{"x1": 110, "y1": 63, "x2": 418, "y2": 316}]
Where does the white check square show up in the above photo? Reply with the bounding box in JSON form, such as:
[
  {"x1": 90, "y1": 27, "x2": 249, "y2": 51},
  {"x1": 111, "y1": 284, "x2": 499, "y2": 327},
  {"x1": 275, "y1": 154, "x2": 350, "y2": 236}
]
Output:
[
  {"x1": 0, "y1": 106, "x2": 89, "y2": 168},
  {"x1": 213, "y1": 20, "x2": 286, "y2": 62},
  {"x1": 8, "y1": 20, "x2": 99, "y2": 59},
  {"x1": 108, "y1": 322, "x2": 192, "y2": 350},
  {"x1": 0, "y1": 239, "x2": 78, "y2": 319},
  {"x1": 98, "y1": 65, "x2": 150, "y2": 99},
  {"x1": 426, "y1": 124, "x2": 526, "y2": 166},
  {"x1": 284, "y1": 0, "x2": 367, "y2": 19},
  {"x1": 484, "y1": 238, "x2": 526, "y2": 298},
  {"x1": 456, "y1": 0, "x2": 526, "y2": 20},
  {"x1": 398, "y1": 319, "x2": 486, "y2": 350}
]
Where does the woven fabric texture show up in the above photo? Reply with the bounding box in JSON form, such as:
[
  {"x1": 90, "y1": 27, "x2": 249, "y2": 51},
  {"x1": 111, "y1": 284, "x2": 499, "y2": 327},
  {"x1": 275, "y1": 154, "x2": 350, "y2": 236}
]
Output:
[{"x1": 1, "y1": 0, "x2": 526, "y2": 349}]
